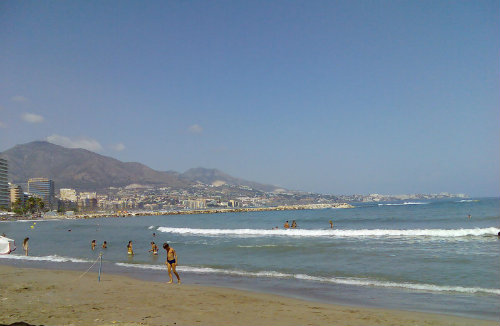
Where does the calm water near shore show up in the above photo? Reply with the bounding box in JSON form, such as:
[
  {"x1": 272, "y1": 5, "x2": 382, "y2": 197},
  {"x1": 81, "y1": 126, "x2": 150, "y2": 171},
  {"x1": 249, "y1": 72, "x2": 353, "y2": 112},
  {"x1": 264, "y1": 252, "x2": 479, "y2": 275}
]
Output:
[{"x1": 1, "y1": 197, "x2": 499, "y2": 320}]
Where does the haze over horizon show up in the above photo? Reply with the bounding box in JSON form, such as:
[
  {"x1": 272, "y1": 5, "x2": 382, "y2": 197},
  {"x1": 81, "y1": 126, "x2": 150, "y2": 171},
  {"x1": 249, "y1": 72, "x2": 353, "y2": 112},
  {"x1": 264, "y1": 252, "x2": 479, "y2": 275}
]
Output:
[{"x1": 1, "y1": 1, "x2": 498, "y2": 197}]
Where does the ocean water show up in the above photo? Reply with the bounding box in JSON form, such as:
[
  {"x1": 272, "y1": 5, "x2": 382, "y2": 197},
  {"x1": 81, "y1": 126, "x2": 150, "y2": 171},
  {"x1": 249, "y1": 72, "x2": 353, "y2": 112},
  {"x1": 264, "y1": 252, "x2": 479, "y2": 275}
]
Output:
[{"x1": 1, "y1": 197, "x2": 499, "y2": 320}]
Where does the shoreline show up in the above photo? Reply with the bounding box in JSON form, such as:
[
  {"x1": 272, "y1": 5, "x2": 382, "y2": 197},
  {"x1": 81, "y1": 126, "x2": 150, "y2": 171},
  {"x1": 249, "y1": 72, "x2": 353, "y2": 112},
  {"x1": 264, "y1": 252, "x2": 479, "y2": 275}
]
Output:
[
  {"x1": 2, "y1": 202, "x2": 354, "y2": 220},
  {"x1": 0, "y1": 264, "x2": 496, "y2": 326}
]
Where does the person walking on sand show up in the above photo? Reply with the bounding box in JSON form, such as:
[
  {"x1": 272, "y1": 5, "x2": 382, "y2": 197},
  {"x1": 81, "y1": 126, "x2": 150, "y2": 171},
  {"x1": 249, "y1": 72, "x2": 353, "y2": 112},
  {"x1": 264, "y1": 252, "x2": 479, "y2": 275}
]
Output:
[
  {"x1": 163, "y1": 243, "x2": 181, "y2": 284},
  {"x1": 91, "y1": 239, "x2": 96, "y2": 250},
  {"x1": 127, "y1": 240, "x2": 134, "y2": 255},
  {"x1": 149, "y1": 241, "x2": 159, "y2": 255},
  {"x1": 23, "y1": 237, "x2": 29, "y2": 256}
]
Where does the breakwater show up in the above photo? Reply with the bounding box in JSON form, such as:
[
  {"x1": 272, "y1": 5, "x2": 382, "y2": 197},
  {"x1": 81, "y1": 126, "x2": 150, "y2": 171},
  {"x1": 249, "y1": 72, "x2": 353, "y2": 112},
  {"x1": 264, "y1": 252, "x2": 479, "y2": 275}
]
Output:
[{"x1": 48, "y1": 203, "x2": 354, "y2": 219}]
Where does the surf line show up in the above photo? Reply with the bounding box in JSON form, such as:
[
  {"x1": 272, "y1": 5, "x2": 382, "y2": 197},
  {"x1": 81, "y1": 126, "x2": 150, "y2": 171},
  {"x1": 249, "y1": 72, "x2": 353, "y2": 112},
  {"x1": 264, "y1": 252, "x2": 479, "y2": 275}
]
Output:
[{"x1": 156, "y1": 227, "x2": 500, "y2": 238}]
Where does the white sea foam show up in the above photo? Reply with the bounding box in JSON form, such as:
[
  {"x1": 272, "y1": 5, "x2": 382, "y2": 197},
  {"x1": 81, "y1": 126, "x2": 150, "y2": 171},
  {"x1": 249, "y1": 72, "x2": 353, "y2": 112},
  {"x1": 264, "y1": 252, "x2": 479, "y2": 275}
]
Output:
[
  {"x1": 0, "y1": 254, "x2": 89, "y2": 263},
  {"x1": 0, "y1": 219, "x2": 47, "y2": 223},
  {"x1": 237, "y1": 244, "x2": 278, "y2": 248},
  {"x1": 292, "y1": 274, "x2": 500, "y2": 295},
  {"x1": 456, "y1": 200, "x2": 479, "y2": 203},
  {"x1": 148, "y1": 225, "x2": 155, "y2": 229},
  {"x1": 156, "y1": 227, "x2": 500, "y2": 238},
  {"x1": 114, "y1": 262, "x2": 500, "y2": 295},
  {"x1": 378, "y1": 202, "x2": 429, "y2": 206},
  {"x1": 115, "y1": 263, "x2": 292, "y2": 279}
]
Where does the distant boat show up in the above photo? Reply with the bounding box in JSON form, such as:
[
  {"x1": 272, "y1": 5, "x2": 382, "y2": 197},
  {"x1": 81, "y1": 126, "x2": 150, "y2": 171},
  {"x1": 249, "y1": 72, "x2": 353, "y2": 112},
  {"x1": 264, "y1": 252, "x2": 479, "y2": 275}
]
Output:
[{"x1": 0, "y1": 236, "x2": 16, "y2": 254}]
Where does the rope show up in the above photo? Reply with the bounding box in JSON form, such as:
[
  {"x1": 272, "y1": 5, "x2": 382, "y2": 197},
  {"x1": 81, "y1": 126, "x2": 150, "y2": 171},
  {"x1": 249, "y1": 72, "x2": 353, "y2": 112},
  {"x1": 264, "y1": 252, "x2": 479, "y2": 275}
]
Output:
[{"x1": 76, "y1": 252, "x2": 103, "y2": 280}]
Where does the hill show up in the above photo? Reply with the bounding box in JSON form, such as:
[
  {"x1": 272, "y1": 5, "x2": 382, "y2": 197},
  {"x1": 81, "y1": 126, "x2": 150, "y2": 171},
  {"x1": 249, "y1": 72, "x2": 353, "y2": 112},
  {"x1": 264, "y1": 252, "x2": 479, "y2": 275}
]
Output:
[
  {"x1": 182, "y1": 167, "x2": 280, "y2": 192},
  {"x1": 0, "y1": 141, "x2": 280, "y2": 192}
]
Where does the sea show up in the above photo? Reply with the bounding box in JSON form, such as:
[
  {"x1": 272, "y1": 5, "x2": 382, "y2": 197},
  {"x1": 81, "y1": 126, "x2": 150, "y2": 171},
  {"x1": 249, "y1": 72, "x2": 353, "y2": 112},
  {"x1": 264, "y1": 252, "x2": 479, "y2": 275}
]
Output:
[{"x1": 1, "y1": 197, "x2": 499, "y2": 320}]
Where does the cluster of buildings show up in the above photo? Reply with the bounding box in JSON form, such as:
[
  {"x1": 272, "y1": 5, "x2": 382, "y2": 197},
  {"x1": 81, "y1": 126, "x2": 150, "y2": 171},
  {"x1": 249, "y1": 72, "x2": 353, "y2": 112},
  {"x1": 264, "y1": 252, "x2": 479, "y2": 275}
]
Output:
[
  {"x1": 0, "y1": 157, "x2": 247, "y2": 215},
  {"x1": 0, "y1": 156, "x2": 470, "y2": 218},
  {"x1": 9, "y1": 177, "x2": 55, "y2": 209},
  {"x1": 0, "y1": 157, "x2": 56, "y2": 212}
]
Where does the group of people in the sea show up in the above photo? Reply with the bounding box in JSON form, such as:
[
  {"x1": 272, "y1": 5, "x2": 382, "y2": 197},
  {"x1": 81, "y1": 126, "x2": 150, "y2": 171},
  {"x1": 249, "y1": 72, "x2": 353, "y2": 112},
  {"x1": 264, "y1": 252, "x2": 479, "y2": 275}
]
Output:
[
  {"x1": 275, "y1": 219, "x2": 336, "y2": 229},
  {"x1": 90, "y1": 239, "x2": 106, "y2": 250},
  {"x1": 283, "y1": 220, "x2": 298, "y2": 229},
  {"x1": 91, "y1": 238, "x2": 180, "y2": 284}
]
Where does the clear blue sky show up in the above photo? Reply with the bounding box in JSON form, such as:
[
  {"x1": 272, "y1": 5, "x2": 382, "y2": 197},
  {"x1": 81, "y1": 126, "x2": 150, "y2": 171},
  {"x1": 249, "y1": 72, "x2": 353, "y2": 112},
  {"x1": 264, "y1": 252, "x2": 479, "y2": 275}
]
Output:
[{"x1": 1, "y1": 1, "x2": 498, "y2": 196}]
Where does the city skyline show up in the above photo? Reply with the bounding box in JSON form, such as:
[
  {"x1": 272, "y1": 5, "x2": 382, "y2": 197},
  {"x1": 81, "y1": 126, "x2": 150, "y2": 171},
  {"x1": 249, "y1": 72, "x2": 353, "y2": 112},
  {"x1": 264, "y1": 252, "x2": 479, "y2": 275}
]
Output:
[{"x1": 1, "y1": 1, "x2": 498, "y2": 197}]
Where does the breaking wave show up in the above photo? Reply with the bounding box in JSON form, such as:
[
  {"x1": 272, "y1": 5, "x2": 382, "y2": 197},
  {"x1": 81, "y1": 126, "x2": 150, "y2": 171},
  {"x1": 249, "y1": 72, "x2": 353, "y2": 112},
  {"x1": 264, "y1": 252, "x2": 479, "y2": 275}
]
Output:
[
  {"x1": 114, "y1": 262, "x2": 500, "y2": 295},
  {"x1": 156, "y1": 227, "x2": 500, "y2": 238},
  {"x1": 378, "y1": 202, "x2": 429, "y2": 206},
  {"x1": 0, "y1": 254, "x2": 90, "y2": 263}
]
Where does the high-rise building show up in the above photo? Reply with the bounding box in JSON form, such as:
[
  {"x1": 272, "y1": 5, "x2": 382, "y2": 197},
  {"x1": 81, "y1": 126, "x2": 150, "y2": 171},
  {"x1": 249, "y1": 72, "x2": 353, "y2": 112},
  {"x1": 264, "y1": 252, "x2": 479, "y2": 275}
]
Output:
[
  {"x1": 0, "y1": 158, "x2": 9, "y2": 209},
  {"x1": 78, "y1": 192, "x2": 98, "y2": 210},
  {"x1": 10, "y1": 183, "x2": 24, "y2": 206},
  {"x1": 28, "y1": 177, "x2": 55, "y2": 209},
  {"x1": 59, "y1": 188, "x2": 77, "y2": 202},
  {"x1": 183, "y1": 199, "x2": 207, "y2": 209}
]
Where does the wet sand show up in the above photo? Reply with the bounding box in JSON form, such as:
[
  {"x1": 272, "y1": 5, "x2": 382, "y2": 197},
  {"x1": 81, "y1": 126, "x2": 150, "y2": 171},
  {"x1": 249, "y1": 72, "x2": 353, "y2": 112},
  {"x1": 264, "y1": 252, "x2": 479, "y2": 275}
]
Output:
[{"x1": 0, "y1": 265, "x2": 495, "y2": 326}]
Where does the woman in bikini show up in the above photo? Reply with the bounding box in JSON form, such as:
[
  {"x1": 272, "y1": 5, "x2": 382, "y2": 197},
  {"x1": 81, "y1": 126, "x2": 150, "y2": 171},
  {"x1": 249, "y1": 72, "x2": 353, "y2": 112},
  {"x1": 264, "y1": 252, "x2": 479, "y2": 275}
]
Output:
[
  {"x1": 127, "y1": 240, "x2": 134, "y2": 255},
  {"x1": 149, "y1": 241, "x2": 159, "y2": 255},
  {"x1": 23, "y1": 237, "x2": 29, "y2": 256}
]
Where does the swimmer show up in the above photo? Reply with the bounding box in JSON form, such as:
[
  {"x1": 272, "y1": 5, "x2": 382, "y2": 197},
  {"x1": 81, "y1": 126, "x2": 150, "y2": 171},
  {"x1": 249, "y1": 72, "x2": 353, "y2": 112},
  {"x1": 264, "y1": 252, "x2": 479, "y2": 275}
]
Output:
[
  {"x1": 329, "y1": 220, "x2": 333, "y2": 229},
  {"x1": 127, "y1": 240, "x2": 134, "y2": 255},
  {"x1": 468, "y1": 214, "x2": 471, "y2": 219},
  {"x1": 91, "y1": 239, "x2": 96, "y2": 250},
  {"x1": 284, "y1": 221, "x2": 290, "y2": 229},
  {"x1": 149, "y1": 241, "x2": 159, "y2": 255},
  {"x1": 102, "y1": 241, "x2": 107, "y2": 249},
  {"x1": 163, "y1": 243, "x2": 180, "y2": 284},
  {"x1": 23, "y1": 237, "x2": 29, "y2": 256}
]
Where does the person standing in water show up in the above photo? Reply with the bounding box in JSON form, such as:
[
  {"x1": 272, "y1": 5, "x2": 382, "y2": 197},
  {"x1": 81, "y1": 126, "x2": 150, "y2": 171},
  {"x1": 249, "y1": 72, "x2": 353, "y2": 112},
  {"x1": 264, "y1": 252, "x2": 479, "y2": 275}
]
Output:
[
  {"x1": 149, "y1": 241, "x2": 159, "y2": 255},
  {"x1": 127, "y1": 240, "x2": 134, "y2": 255},
  {"x1": 91, "y1": 240, "x2": 96, "y2": 250},
  {"x1": 329, "y1": 220, "x2": 334, "y2": 229},
  {"x1": 23, "y1": 237, "x2": 29, "y2": 256},
  {"x1": 284, "y1": 221, "x2": 290, "y2": 229},
  {"x1": 102, "y1": 241, "x2": 107, "y2": 249},
  {"x1": 163, "y1": 243, "x2": 180, "y2": 284}
]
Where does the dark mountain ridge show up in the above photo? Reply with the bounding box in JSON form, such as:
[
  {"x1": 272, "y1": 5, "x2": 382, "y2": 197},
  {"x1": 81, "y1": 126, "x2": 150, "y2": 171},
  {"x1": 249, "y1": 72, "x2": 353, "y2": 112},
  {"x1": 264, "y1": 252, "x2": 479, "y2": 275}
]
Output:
[{"x1": 0, "y1": 141, "x2": 280, "y2": 192}]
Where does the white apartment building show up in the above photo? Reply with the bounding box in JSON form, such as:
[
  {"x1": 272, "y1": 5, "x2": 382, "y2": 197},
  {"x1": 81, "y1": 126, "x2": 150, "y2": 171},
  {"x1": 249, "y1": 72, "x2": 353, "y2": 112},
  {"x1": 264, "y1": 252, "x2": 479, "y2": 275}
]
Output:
[{"x1": 59, "y1": 188, "x2": 77, "y2": 202}]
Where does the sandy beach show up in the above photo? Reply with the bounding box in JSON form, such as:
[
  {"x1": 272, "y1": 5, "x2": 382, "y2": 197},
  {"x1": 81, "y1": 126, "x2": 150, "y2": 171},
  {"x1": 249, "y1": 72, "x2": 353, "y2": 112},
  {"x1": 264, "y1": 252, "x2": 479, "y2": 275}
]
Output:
[{"x1": 0, "y1": 264, "x2": 495, "y2": 326}]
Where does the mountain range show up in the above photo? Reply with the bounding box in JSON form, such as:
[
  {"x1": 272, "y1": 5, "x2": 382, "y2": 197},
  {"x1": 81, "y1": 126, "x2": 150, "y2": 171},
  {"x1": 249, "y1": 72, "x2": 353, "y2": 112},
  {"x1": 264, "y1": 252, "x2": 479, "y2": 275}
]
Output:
[{"x1": 0, "y1": 141, "x2": 281, "y2": 192}]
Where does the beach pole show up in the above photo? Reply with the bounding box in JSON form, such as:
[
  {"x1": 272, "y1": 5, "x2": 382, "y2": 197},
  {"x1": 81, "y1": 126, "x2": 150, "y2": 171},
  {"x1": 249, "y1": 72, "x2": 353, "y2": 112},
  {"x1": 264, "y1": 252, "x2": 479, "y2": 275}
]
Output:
[{"x1": 98, "y1": 252, "x2": 102, "y2": 282}]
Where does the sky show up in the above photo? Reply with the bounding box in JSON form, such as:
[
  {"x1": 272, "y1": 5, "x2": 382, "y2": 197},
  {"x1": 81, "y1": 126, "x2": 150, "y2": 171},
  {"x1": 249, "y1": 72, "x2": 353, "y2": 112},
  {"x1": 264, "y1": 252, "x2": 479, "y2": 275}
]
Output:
[{"x1": 0, "y1": 1, "x2": 498, "y2": 196}]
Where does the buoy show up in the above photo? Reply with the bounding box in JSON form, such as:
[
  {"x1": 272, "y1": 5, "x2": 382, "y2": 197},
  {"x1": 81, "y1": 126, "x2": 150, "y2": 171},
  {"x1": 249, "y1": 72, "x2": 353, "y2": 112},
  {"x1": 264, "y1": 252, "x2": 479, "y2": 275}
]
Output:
[{"x1": 30, "y1": 225, "x2": 34, "y2": 229}]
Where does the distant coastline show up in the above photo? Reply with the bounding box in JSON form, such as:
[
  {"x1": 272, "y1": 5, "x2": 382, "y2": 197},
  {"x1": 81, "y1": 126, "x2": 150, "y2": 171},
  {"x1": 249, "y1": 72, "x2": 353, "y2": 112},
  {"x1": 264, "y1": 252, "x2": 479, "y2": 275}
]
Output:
[{"x1": 2, "y1": 203, "x2": 354, "y2": 220}]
